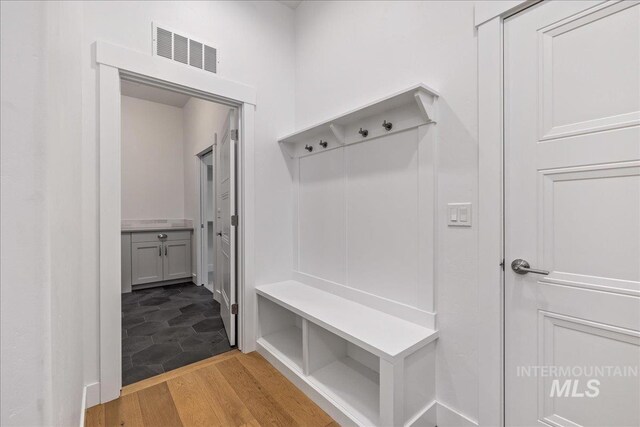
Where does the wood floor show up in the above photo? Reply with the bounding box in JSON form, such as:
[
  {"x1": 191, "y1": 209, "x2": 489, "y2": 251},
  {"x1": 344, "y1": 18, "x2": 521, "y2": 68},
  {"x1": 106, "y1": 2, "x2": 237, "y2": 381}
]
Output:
[{"x1": 85, "y1": 350, "x2": 337, "y2": 427}]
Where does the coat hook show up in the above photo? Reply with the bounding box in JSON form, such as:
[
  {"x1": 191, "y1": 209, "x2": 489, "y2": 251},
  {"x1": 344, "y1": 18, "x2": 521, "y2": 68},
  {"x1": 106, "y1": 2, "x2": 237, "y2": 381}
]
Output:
[
  {"x1": 319, "y1": 140, "x2": 328, "y2": 148},
  {"x1": 382, "y1": 120, "x2": 393, "y2": 131},
  {"x1": 359, "y1": 128, "x2": 369, "y2": 137},
  {"x1": 304, "y1": 144, "x2": 313, "y2": 152}
]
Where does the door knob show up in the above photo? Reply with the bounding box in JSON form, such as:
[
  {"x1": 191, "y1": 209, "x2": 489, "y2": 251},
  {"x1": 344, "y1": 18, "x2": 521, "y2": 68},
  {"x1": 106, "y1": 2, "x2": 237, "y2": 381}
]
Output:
[{"x1": 511, "y1": 259, "x2": 549, "y2": 275}]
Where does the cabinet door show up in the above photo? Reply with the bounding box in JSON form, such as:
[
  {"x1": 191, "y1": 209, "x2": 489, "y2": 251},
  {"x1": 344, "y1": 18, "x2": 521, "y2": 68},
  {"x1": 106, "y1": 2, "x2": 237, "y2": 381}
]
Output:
[
  {"x1": 163, "y1": 239, "x2": 192, "y2": 280},
  {"x1": 131, "y1": 241, "x2": 164, "y2": 285}
]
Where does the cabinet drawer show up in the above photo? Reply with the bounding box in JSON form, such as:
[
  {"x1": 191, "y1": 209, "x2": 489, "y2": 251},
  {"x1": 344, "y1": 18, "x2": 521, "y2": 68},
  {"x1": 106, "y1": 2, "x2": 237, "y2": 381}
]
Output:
[{"x1": 131, "y1": 230, "x2": 191, "y2": 243}]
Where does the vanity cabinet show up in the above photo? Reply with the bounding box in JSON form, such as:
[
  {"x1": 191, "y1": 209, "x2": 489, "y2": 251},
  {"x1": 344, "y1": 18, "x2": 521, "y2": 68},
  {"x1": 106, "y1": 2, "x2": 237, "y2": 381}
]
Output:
[{"x1": 122, "y1": 229, "x2": 192, "y2": 292}]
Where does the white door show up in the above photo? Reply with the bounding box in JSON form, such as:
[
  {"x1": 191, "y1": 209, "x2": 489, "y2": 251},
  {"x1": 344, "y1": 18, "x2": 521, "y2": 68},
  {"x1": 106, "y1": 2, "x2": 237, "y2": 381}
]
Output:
[
  {"x1": 505, "y1": 2, "x2": 640, "y2": 426},
  {"x1": 217, "y1": 110, "x2": 237, "y2": 346}
]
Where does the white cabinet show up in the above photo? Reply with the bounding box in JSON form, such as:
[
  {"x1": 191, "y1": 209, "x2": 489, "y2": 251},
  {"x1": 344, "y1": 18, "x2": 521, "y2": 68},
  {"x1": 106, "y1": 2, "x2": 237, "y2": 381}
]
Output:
[
  {"x1": 123, "y1": 230, "x2": 193, "y2": 291},
  {"x1": 131, "y1": 241, "x2": 164, "y2": 285},
  {"x1": 163, "y1": 239, "x2": 191, "y2": 280}
]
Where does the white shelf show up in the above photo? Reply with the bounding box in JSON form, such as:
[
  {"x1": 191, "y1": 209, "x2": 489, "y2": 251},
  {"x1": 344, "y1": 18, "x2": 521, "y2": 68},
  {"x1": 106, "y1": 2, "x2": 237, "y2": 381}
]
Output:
[
  {"x1": 278, "y1": 83, "x2": 439, "y2": 158},
  {"x1": 309, "y1": 357, "x2": 380, "y2": 426},
  {"x1": 258, "y1": 326, "x2": 303, "y2": 373},
  {"x1": 256, "y1": 280, "x2": 438, "y2": 361}
]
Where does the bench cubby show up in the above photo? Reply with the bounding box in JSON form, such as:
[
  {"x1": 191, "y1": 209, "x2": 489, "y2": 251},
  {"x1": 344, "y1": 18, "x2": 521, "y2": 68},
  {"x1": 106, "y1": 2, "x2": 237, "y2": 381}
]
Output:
[{"x1": 256, "y1": 280, "x2": 438, "y2": 426}]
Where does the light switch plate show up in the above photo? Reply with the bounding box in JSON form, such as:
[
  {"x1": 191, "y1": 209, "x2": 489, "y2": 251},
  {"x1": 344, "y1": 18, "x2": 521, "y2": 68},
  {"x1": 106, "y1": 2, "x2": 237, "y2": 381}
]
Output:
[{"x1": 447, "y1": 203, "x2": 472, "y2": 227}]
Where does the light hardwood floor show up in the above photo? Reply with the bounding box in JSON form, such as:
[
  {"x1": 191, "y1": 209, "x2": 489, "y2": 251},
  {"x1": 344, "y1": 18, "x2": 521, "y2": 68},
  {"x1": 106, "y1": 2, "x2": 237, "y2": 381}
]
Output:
[{"x1": 85, "y1": 350, "x2": 338, "y2": 427}]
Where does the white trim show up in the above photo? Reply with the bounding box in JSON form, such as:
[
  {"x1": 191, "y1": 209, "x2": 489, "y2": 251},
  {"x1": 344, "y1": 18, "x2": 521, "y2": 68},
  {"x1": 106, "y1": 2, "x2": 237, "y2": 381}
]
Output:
[
  {"x1": 477, "y1": 16, "x2": 505, "y2": 427},
  {"x1": 99, "y1": 63, "x2": 122, "y2": 403},
  {"x1": 79, "y1": 385, "x2": 87, "y2": 427},
  {"x1": 197, "y1": 145, "x2": 214, "y2": 290},
  {"x1": 79, "y1": 382, "x2": 102, "y2": 427},
  {"x1": 474, "y1": 1, "x2": 533, "y2": 27},
  {"x1": 97, "y1": 41, "x2": 256, "y2": 402},
  {"x1": 96, "y1": 41, "x2": 255, "y2": 105},
  {"x1": 85, "y1": 382, "x2": 101, "y2": 409}
]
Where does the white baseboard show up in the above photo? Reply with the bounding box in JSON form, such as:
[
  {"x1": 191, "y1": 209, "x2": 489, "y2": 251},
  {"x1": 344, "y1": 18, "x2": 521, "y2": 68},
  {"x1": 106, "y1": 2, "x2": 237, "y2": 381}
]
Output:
[
  {"x1": 79, "y1": 385, "x2": 87, "y2": 427},
  {"x1": 85, "y1": 382, "x2": 100, "y2": 408},
  {"x1": 79, "y1": 382, "x2": 100, "y2": 427},
  {"x1": 436, "y1": 401, "x2": 478, "y2": 427}
]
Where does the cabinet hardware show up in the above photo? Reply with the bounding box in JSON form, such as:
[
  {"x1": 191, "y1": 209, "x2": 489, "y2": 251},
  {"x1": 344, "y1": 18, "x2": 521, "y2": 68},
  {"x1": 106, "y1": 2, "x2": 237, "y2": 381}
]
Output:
[
  {"x1": 319, "y1": 140, "x2": 328, "y2": 148},
  {"x1": 305, "y1": 144, "x2": 313, "y2": 152},
  {"x1": 165, "y1": 245, "x2": 167, "y2": 256},
  {"x1": 382, "y1": 120, "x2": 393, "y2": 131},
  {"x1": 159, "y1": 246, "x2": 161, "y2": 256},
  {"x1": 359, "y1": 127, "x2": 368, "y2": 137}
]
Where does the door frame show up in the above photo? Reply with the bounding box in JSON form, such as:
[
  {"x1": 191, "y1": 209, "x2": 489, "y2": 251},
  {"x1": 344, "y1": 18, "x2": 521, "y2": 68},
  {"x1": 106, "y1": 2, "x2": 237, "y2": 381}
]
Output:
[
  {"x1": 96, "y1": 40, "x2": 256, "y2": 403},
  {"x1": 197, "y1": 145, "x2": 215, "y2": 296},
  {"x1": 476, "y1": 2, "x2": 540, "y2": 426}
]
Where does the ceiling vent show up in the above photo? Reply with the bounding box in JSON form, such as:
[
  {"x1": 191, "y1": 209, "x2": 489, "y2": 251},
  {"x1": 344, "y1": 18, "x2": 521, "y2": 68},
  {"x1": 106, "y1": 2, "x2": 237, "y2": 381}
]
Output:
[{"x1": 152, "y1": 23, "x2": 218, "y2": 74}]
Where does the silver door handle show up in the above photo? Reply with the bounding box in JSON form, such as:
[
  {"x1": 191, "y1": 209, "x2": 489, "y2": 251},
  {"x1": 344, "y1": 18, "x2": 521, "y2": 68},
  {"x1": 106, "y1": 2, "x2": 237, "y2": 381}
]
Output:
[{"x1": 511, "y1": 259, "x2": 549, "y2": 275}]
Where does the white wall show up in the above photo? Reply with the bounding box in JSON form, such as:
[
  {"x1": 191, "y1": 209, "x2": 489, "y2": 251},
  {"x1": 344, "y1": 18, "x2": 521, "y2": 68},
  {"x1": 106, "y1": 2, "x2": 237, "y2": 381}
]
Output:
[
  {"x1": 81, "y1": 0, "x2": 296, "y2": 397},
  {"x1": 121, "y1": 96, "x2": 186, "y2": 219},
  {"x1": 1, "y1": 1, "x2": 85, "y2": 426},
  {"x1": 293, "y1": 1, "x2": 479, "y2": 423},
  {"x1": 182, "y1": 97, "x2": 230, "y2": 290}
]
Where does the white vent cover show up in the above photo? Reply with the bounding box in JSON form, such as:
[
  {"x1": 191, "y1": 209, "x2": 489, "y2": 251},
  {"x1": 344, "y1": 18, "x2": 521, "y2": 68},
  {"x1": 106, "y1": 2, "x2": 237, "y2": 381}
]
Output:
[{"x1": 152, "y1": 23, "x2": 218, "y2": 74}]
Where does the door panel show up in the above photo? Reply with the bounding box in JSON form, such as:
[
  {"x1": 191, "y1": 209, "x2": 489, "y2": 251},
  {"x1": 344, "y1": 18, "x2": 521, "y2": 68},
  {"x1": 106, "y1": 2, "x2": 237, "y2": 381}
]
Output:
[
  {"x1": 505, "y1": 2, "x2": 640, "y2": 426},
  {"x1": 131, "y1": 241, "x2": 163, "y2": 285},
  {"x1": 163, "y1": 240, "x2": 192, "y2": 280},
  {"x1": 217, "y1": 110, "x2": 237, "y2": 346}
]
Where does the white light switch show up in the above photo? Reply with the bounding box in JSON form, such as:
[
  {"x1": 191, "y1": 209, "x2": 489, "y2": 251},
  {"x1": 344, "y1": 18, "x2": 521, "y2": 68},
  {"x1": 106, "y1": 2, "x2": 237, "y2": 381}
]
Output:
[{"x1": 447, "y1": 203, "x2": 472, "y2": 227}]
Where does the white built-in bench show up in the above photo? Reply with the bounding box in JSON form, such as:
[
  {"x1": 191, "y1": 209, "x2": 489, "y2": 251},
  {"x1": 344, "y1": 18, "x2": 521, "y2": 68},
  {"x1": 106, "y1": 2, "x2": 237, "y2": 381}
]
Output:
[{"x1": 256, "y1": 280, "x2": 439, "y2": 427}]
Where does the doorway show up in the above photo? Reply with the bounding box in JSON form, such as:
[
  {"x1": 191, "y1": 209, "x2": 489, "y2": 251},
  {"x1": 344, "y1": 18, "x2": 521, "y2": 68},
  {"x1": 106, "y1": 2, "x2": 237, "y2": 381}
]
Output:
[
  {"x1": 199, "y1": 149, "x2": 216, "y2": 295},
  {"x1": 119, "y1": 80, "x2": 239, "y2": 386}
]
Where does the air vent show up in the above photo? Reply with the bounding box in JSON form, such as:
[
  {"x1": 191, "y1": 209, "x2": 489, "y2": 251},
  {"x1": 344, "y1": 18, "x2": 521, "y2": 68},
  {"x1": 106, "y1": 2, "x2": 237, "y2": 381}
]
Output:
[
  {"x1": 189, "y1": 40, "x2": 203, "y2": 68},
  {"x1": 152, "y1": 23, "x2": 218, "y2": 74}
]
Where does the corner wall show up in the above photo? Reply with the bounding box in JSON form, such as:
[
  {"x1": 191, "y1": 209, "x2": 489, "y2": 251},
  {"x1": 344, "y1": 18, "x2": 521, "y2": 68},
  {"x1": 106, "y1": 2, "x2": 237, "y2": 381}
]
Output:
[
  {"x1": 1, "y1": 1, "x2": 85, "y2": 425},
  {"x1": 293, "y1": 1, "x2": 479, "y2": 423}
]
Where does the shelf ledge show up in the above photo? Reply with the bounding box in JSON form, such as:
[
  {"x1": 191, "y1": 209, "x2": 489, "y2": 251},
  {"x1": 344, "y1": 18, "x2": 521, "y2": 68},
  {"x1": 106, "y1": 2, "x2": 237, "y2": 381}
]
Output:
[{"x1": 278, "y1": 83, "x2": 439, "y2": 159}]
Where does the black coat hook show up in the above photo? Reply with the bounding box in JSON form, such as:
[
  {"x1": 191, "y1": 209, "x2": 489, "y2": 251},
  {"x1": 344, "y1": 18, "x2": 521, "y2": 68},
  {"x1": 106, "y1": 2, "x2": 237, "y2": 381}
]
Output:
[
  {"x1": 382, "y1": 120, "x2": 393, "y2": 131},
  {"x1": 359, "y1": 128, "x2": 369, "y2": 137},
  {"x1": 319, "y1": 140, "x2": 328, "y2": 148},
  {"x1": 305, "y1": 144, "x2": 313, "y2": 152}
]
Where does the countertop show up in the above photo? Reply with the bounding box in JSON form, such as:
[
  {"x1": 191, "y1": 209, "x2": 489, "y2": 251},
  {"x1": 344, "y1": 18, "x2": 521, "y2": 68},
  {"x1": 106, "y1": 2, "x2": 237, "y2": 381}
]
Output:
[{"x1": 121, "y1": 226, "x2": 194, "y2": 233}]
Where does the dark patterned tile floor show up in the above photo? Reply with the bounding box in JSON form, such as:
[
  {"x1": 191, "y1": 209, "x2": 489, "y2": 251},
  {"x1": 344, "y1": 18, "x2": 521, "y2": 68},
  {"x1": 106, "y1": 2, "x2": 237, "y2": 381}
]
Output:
[{"x1": 121, "y1": 282, "x2": 233, "y2": 386}]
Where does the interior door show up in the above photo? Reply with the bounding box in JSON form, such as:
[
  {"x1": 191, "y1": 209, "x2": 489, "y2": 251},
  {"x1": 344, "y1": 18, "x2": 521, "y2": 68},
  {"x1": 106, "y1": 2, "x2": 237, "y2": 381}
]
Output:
[
  {"x1": 217, "y1": 109, "x2": 237, "y2": 346},
  {"x1": 505, "y1": 2, "x2": 640, "y2": 426}
]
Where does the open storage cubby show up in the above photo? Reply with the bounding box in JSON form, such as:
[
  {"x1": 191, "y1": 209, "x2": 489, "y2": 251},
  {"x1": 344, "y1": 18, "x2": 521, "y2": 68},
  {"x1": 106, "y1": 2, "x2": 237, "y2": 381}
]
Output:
[
  {"x1": 307, "y1": 322, "x2": 380, "y2": 425},
  {"x1": 257, "y1": 295, "x2": 304, "y2": 373},
  {"x1": 256, "y1": 280, "x2": 439, "y2": 426}
]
